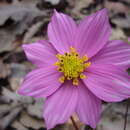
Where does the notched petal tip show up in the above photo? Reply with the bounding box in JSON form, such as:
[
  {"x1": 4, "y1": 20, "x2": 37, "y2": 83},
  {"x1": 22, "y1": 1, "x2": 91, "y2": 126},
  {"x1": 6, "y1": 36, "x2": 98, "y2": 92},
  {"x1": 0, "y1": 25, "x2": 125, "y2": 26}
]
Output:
[
  {"x1": 97, "y1": 8, "x2": 109, "y2": 22},
  {"x1": 98, "y1": 8, "x2": 108, "y2": 14},
  {"x1": 17, "y1": 87, "x2": 34, "y2": 97},
  {"x1": 53, "y1": 9, "x2": 58, "y2": 14},
  {"x1": 17, "y1": 80, "x2": 30, "y2": 96},
  {"x1": 22, "y1": 44, "x2": 27, "y2": 50},
  {"x1": 52, "y1": 9, "x2": 60, "y2": 19},
  {"x1": 22, "y1": 44, "x2": 31, "y2": 52},
  {"x1": 22, "y1": 44, "x2": 32, "y2": 59},
  {"x1": 94, "y1": 8, "x2": 109, "y2": 22},
  {"x1": 22, "y1": 44, "x2": 30, "y2": 60},
  {"x1": 101, "y1": 8, "x2": 108, "y2": 12},
  {"x1": 17, "y1": 87, "x2": 25, "y2": 95}
]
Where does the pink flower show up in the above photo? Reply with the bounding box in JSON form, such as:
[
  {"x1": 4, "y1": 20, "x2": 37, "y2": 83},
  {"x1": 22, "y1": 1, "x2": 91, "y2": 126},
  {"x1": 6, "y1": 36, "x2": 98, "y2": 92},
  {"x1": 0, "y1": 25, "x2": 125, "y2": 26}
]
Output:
[{"x1": 18, "y1": 9, "x2": 130, "y2": 129}]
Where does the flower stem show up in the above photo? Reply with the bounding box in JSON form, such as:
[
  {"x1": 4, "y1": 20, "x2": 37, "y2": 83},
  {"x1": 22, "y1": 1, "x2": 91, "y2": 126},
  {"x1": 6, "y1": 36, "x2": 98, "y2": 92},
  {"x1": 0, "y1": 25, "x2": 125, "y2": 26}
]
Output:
[
  {"x1": 123, "y1": 100, "x2": 129, "y2": 130},
  {"x1": 70, "y1": 116, "x2": 79, "y2": 130}
]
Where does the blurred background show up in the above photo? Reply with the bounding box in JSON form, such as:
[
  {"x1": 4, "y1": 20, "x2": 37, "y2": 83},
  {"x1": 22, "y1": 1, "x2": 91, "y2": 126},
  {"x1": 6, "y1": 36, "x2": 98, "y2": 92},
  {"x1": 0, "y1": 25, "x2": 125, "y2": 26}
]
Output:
[{"x1": 0, "y1": 0, "x2": 130, "y2": 130}]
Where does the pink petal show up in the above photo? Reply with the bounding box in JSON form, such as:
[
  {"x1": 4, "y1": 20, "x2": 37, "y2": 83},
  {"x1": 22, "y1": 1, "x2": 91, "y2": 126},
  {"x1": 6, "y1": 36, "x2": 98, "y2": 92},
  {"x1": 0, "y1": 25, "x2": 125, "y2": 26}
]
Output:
[
  {"x1": 76, "y1": 81, "x2": 101, "y2": 128},
  {"x1": 18, "y1": 66, "x2": 62, "y2": 98},
  {"x1": 91, "y1": 40, "x2": 130, "y2": 69},
  {"x1": 43, "y1": 81, "x2": 78, "y2": 129},
  {"x1": 22, "y1": 40, "x2": 57, "y2": 67},
  {"x1": 83, "y1": 64, "x2": 130, "y2": 102},
  {"x1": 48, "y1": 10, "x2": 77, "y2": 54},
  {"x1": 75, "y1": 8, "x2": 111, "y2": 57},
  {"x1": 128, "y1": 37, "x2": 130, "y2": 42}
]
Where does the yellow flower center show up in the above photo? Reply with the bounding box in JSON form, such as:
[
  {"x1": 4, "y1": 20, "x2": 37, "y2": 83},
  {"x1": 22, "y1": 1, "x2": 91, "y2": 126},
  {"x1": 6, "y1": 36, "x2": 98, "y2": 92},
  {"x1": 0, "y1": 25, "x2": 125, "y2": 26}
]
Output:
[{"x1": 54, "y1": 47, "x2": 91, "y2": 86}]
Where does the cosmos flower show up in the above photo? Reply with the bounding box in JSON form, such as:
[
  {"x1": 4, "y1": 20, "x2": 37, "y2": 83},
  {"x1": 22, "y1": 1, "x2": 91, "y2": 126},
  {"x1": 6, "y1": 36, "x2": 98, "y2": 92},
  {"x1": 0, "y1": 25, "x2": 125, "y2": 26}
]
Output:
[{"x1": 18, "y1": 9, "x2": 130, "y2": 129}]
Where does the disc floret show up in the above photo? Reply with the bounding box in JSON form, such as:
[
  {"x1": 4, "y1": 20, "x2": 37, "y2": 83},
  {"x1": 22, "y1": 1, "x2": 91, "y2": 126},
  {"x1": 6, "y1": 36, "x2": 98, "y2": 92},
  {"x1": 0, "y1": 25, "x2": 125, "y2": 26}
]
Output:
[{"x1": 54, "y1": 47, "x2": 91, "y2": 86}]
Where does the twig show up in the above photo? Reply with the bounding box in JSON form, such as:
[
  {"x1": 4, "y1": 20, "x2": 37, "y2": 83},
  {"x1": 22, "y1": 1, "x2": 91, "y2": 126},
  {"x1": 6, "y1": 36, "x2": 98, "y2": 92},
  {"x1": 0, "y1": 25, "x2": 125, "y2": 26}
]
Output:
[
  {"x1": 23, "y1": 21, "x2": 43, "y2": 43},
  {"x1": 123, "y1": 100, "x2": 129, "y2": 130},
  {"x1": 0, "y1": 107, "x2": 22, "y2": 130},
  {"x1": 70, "y1": 116, "x2": 79, "y2": 130}
]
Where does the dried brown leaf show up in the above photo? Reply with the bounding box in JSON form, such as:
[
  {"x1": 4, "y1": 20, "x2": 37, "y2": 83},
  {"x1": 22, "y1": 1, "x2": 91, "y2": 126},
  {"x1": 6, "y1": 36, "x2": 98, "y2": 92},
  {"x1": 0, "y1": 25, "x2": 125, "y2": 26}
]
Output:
[
  {"x1": 0, "y1": 59, "x2": 10, "y2": 78},
  {"x1": 104, "y1": 1, "x2": 129, "y2": 13}
]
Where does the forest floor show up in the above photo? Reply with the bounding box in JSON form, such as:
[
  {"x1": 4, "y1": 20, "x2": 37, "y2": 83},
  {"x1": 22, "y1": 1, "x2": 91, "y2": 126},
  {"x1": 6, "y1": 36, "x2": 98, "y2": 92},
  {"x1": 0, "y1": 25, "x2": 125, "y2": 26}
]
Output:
[{"x1": 0, "y1": 0, "x2": 130, "y2": 130}]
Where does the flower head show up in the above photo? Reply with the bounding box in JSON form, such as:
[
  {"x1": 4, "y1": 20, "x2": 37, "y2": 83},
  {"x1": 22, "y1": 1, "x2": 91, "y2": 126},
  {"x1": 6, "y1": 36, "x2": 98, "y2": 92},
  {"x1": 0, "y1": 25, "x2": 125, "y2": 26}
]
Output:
[
  {"x1": 18, "y1": 9, "x2": 130, "y2": 129},
  {"x1": 55, "y1": 47, "x2": 91, "y2": 85}
]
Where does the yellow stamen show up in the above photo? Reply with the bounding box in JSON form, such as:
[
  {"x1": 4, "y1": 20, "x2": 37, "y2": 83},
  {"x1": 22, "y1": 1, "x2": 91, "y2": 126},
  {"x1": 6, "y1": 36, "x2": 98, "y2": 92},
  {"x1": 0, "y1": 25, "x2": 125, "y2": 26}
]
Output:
[
  {"x1": 54, "y1": 62, "x2": 60, "y2": 66},
  {"x1": 80, "y1": 73, "x2": 86, "y2": 79},
  {"x1": 59, "y1": 76, "x2": 65, "y2": 83},
  {"x1": 70, "y1": 47, "x2": 76, "y2": 54},
  {"x1": 82, "y1": 55, "x2": 88, "y2": 62},
  {"x1": 67, "y1": 76, "x2": 72, "y2": 80},
  {"x1": 55, "y1": 47, "x2": 91, "y2": 86},
  {"x1": 58, "y1": 67, "x2": 63, "y2": 72},
  {"x1": 56, "y1": 54, "x2": 63, "y2": 60},
  {"x1": 84, "y1": 62, "x2": 91, "y2": 68},
  {"x1": 73, "y1": 78, "x2": 79, "y2": 86}
]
